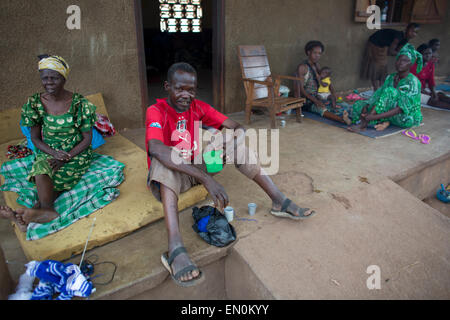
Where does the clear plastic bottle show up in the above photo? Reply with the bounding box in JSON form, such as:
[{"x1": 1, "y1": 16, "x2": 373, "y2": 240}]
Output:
[{"x1": 381, "y1": 1, "x2": 388, "y2": 23}]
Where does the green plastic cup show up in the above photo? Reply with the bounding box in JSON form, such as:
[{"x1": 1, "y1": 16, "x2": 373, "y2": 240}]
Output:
[{"x1": 203, "y1": 150, "x2": 223, "y2": 173}]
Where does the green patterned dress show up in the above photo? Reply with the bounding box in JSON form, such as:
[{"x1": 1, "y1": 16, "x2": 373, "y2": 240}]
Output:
[
  {"x1": 352, "y1": 72, "x2": 422, "y2": 128},
  {"x1": 21, "y1": 93, "x2": 97, "y2": 191}
]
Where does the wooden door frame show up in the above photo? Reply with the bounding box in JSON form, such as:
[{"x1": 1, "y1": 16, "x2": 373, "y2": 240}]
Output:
[
  {"x1": 134, "y1": 0, "x2": 226, "y2": 122},
  {"x1": 134, "y1": 0, "x2": 149, "y2": 126},
  {"x1": 212, "y1": 0, "x2": 226, "y2": 113}
]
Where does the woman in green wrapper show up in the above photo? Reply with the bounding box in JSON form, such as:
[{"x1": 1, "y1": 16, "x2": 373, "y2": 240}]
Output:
[
  {"x1": 0, "y1": 55, "x2": 97, "y2": 232},
  {"x1": 348, "y1": 43, "x2": 423, "y2": 133}
]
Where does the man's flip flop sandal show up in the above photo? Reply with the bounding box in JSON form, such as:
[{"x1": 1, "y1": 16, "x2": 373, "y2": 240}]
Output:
[
  {"x1": 161, "y1": 246, "x2": 204, "y2": 287},
  {"x1": 270, "y1": 198, "x2": 316, "y2": 221}
]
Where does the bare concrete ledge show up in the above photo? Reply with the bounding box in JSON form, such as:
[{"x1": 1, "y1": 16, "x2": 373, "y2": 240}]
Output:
[
  {"x1": 392, "y1": 151, "x2": 450, "y2": 200},
  {"x1": 96, "y1": 245, "x2": 232, "y2": 300},
  {"x1": 225, "y1": 247, "x2": 274, "y2": 300},
  {"x1": 227, "y1": 179, "x2": 450, "y2": 300},
  {"x1": 390, "y1": 152, "x2": 450, "y2": 183},
  {"x1": 0, "y1": 245, "x2": 13, "y2": 300},
  {"x1": 129, "y1": 258, "x2": 227, "y2": 300}
]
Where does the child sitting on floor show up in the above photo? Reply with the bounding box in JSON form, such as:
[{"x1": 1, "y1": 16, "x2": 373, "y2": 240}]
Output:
[{"x1": 317, "y1": 67, "x2": 338, "y2": 110}]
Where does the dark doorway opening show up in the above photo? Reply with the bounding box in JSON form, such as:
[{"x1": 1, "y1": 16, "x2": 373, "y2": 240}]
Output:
[{"x1": 140, "y1": 0, "x2": 215, "y2": 110}]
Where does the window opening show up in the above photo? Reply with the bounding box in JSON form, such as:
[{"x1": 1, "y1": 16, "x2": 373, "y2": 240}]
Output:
[{"x1": 160, "y1": 0, "x2": 202, "y2": 32}]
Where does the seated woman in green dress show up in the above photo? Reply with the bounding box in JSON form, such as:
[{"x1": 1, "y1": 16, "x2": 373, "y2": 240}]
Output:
[
  {"x1": 0, "y1": 55, "x2": 97, "y2": 231},
  {"x1": 348, "y1": 44, "x2": 423, "y2": 133}
]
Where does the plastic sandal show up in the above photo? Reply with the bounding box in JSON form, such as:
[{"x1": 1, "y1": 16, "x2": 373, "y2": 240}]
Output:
[
  {"x1": 436, "y1": 184, "x2": 450, "y2": 203},
  {"x1": 418, "y1": 134, "x2": 431, "y2": 144},
  {"x1": 401, "y1": 129, "x2": 420, "y2": 140}
]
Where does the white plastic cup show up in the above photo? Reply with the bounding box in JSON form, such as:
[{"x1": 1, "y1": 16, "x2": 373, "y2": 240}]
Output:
[
  {"x1": 224, "y1": 206, "x2": 234, "y2": 222},
  {"x1": 248, "y1": 203, "x2": 257, "y2": 216}
]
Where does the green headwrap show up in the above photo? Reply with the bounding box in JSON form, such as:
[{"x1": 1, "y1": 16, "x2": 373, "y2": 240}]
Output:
[{"x1": 397, "y1": 43, "x2": 423, "y2": 73}]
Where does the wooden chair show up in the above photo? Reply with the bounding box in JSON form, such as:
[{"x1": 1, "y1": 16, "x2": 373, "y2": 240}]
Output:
[{"x1": 238, "y1": 45, "x2": 305, "y2": 129}]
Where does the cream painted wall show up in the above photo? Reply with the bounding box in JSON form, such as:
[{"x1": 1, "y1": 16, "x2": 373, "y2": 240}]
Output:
[
  {"x1": 0, "y1": 0, "x2": 143, "y2": 129},
  {"x1": 224, "y1": 0, "x2": 450, "y2": 113}
]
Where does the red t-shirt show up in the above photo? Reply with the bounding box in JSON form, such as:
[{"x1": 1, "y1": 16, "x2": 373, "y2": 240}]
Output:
[
  {"x1": 411, "y1": 61, "x2": 435, "y2": 90},
  {"x1": 145, "y1": 98, "x2": 228, "y2": 169}
]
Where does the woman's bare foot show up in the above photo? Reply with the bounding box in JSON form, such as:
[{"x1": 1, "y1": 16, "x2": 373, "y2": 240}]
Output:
[
  {"x1": 347, "y1": 124, "x2": 364, "y2": 133},
  {"x1": 15, "y1": 207, "x2": 59, "y2": 225},
  {"x1": 375, "y1": 122, "x2": 390, "y2": 131},
  {"x1": 0, "y1": 205, "x2": 14, "y2": 220},
  {"x1": 342, "y1": 111, "x2": 352, "y2": 125},
  {"x1": 348, "y1": 115, "x2": 370, "y2": 133},
  {"x1": 0, "y1": 205, "x2": 27, "y2": 232}
]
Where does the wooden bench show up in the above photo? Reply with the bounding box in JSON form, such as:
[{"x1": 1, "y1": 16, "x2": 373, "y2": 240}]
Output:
[
  {"x1": 0, "y1": 93, "x2": 208, "y2": 261},
  {"x1": 238, "y1": 45, "x2": 306, "y2": 128}
]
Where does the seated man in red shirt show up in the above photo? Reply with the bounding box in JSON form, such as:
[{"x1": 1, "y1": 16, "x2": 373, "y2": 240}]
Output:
[{"x1": 146, "y1": 62, "x2": 315, "y2": 287}]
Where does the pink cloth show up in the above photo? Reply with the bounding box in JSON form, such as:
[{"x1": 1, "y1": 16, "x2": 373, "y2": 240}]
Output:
[{"x1": 346, "y1": 93, "x2": 364, "y2": 101}]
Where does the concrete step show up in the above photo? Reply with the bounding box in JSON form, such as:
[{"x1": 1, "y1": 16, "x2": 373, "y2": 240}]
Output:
[
  {"x1": 70, "y1": 198, "x2": 231, "y2": 300},
  {"x1": 225, "y1": 179, "x2": 450, "y2": 299}
]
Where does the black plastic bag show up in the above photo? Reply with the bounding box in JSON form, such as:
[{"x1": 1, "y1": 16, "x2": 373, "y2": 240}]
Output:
[{"x1": 192, "y1": 205, "x2": 236, "y2": 247}]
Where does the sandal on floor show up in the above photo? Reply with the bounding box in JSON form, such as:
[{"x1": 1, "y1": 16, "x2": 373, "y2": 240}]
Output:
[
  {"x1": 270, "y1": 198, "x2": 316, "y2": 220},
  {"x1": 418, "y1": 134, "x2": 431, "y2": 144},
  {"x1": 437, "y1": 184, "x2": 450, "y2": 203},
  {"x1": 402, "y1": 129, "x2": 420, "y2": 140},
  {"x1": 161, "y1": 246, "x2": 204, "y2": 287}
]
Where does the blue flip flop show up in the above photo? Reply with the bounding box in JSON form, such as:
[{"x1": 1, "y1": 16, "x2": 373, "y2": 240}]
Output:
[{"x1": 437, "y1": 184, "x2": 450, "y2": 203}]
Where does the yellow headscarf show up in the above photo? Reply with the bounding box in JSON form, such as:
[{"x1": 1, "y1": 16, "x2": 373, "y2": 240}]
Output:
[{"x1": 38, "y1": 55, "x2": 70, "y2": 79}]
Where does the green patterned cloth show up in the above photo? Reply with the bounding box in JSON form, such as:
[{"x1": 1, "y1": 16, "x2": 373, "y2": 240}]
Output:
[
  {"x1": 21, "y1": 93, "x2": 96, "y2": 191},
  {"x1": 398, "y1": 43, "x2": 423, "y2": 73},
  {"x1": 0, "y1": 153, "x2": 125, "y2": 240},
  {"x1": 352, "y1": 72, "x2": 422, "y2": 128}
]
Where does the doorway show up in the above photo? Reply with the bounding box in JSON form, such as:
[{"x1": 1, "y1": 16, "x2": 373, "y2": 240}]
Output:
[{"x1": 135, "y1": 0, "x2": 224, "y2": 121}]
